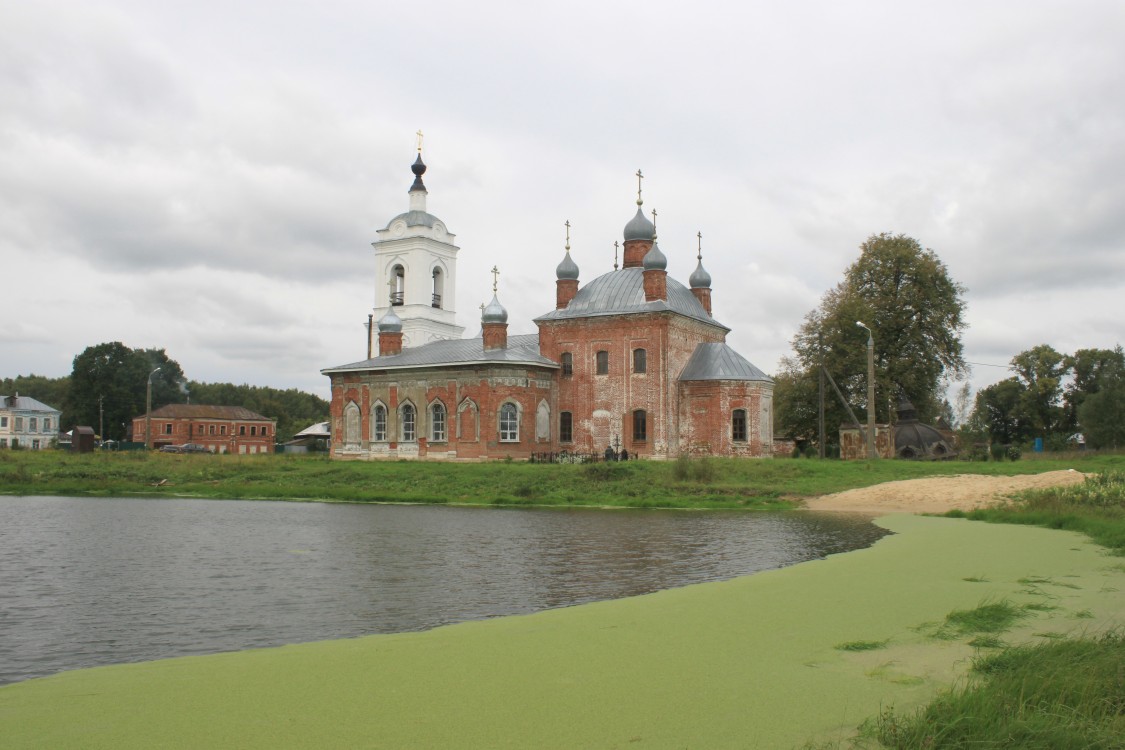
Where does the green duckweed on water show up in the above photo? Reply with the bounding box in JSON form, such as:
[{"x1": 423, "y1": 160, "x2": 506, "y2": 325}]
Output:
[{"x1": 2, "y1": 514, "x2": 1123, "y2": 749}]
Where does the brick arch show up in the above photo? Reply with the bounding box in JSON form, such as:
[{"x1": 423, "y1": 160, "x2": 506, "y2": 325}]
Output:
[{"x1": 457, "y1": 398, "x2": 479, "y2": 442}]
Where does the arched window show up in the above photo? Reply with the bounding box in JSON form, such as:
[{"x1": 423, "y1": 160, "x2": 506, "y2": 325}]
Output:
[
  {"x1": 633, "y1": 348, "x2": 647, "y2": 374},
  {"x1": 732, "y1": 409, "x2": 747, "y2": 442},
  {"x1": 596, "y1": 350, "x2": 609, "y2": 375},
  {"x1": 431, "y1": 402, "x2": 447, "y2": 442},
  {"x1": 372, "y1": 404, "x2": 387, "y2": 441},
  {"x1": 561, "y1": 352, "x2": 573, "y2": 377},
  {"x1": 499, "y1": 402, "x2": 519, "y2": 442},
  {"x1": 632, "y1": 409, "x2": 647, "y2": 442},
  {"x1": 432, "y1": 268, "x2": 443, "y2": 309},
  {"x1": 390, "y1": 264, "x2": 405, "y2": 306},
  {"x1": 401, "y1": 403, "x2": 416, "y2": 442},
  {"x1": 559, "y1": 412, "x2": 573, "y2": 443}
]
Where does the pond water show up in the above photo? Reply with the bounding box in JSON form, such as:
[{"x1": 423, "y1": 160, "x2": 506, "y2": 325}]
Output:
[{"x1": 0, "y1": 497, "x2": 888, "y2": 685}]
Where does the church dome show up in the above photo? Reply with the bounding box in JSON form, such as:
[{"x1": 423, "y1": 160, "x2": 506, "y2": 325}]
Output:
[
  {"x1": 624, "y1": 207, "x2": 655, "y2": 242},
  {"x1": 482, "y1": 294, "x2": 508, "y2": 324},
  {"x1": 378, "y1": 308, "x2": 403, "y2": 333},
  {"x1": 643, "y1": 241, "x2": 667, "y2": 271},
  {"x1": 893, "y1": 397, "x2": 957, "y2": 459},
  {"x1": 409, "y1": 153, "x2": 427, "y2": 192},
  {"x1": 689, "y1": 259, "x2": 712, "y2": 288},
  {"x1": 556, "y1": 251, "x2": 579, "y2": 281}
]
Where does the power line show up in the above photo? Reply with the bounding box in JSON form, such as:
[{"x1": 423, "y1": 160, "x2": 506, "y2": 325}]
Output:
[{"x1": 965, "y1": 361, "x2": 1011, "y2": 369}]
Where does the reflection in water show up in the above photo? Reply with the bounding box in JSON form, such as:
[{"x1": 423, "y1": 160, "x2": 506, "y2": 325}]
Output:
[{"x1": 0, "y1": 497, "x2": 887, "y2": 685}]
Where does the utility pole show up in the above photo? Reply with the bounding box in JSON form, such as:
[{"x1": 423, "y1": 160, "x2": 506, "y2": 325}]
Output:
[
  {"x1": 818, "y1": 331, "x2": 826, "y2": 459},
  {"x1": 98, "y1": 395, "x2": 104, "y2": 443},
  {"x1": 856, "y1": 321, "x2": 877, "y2": 459},
  {"x1": 145, "y1": 367, "x2": 161, "y2": 450}
]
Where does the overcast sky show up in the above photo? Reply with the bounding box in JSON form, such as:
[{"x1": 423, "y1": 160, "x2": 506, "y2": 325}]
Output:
[{"x1": 3, "y1": 0, "x2": 1122, "y2": 404}]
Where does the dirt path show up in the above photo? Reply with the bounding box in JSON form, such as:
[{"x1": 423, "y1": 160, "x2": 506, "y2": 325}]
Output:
[{"x1": 803, "y1": 469, "x2": 1087, "y2": 514}]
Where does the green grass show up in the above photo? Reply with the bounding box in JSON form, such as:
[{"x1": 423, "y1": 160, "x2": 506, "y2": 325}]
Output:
[
  {"x1": 866, "y1": 471, "x2": 1125, "y2": 748},
  {"x1": 834, "y1": 639, "x2": 890, "y2": 652},
  {"x1": 929, "y1": 600, "x2": 1031, "y2": 640},
  {"x1": 2, "y1": 449, "x2": 1122, "y2": 510},
  {"x1": 871, "y1": 632, "x2": 1125, "y2": 749},
  {"x1": 947, "y1": 469, "x2": 1125, "y2": 554}
]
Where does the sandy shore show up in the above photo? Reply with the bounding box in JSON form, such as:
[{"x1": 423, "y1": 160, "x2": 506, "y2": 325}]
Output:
[{"x1": 803, "y1": 469, "x2": 1087, "y2": 514}]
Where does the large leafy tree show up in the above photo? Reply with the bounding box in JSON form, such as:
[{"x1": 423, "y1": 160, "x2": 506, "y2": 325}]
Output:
[
  {"x1": 777, "y1": 233, "x2": 967, "y2": 444},
  {"x1": 1065, "y1": 346, "x2": 1125, "y2": 430},
  {"x1": 0, "y1": 374, "x2": 70, "y2": 413},
  {"x1": 972, "y1": 378, "x2": 1028, "y2": 445},
  {"x1": 1009, "y1": 344, "x2": 1069, "y2": 437},
  {"x1": 67, "y1": 343, "x2": 186, "y2": 439}
]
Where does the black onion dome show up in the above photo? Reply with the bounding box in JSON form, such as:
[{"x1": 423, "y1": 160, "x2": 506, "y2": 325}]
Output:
[{"x1": 410, "y1": 153, "x2": 427, "y2": 192}]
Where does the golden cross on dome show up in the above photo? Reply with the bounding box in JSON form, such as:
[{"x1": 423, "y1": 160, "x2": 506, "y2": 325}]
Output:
[
  {"x1": 635, "y1": 169, "x2": 644, "y2": 206},
  {"x1": 651, "y1": 208, "x2": 658, "y2": 237},
  {"x1": 416, "y1": 130, "x2": 424, "y2": 153},
  {"x1": 564, "y1": 220, "x2": 571, "y2": 252},
  {"x1": 491, "y1": 265, "x2": 500, "y2": 293},
  {"x1": 697, "y1": 231, "x2": 703, "y2": 260},
  {"x1": 613, "y1": 241, "x2": 619, "y2": 270}
]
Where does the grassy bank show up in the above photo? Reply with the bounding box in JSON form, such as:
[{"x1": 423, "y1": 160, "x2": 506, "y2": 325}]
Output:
[
  {"x1": 2, "y1": 449, "x2": 1121, "y2": 508},
  {"x1": 2, "y1": 514, "x2": 1122, "y2": 748},
  {"x1": 852, "y1": 470, "x2": 1125, "y2": 748}
]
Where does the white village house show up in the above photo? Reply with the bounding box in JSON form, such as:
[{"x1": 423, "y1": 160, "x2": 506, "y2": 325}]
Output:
[{"x1": 1, "y1": 394, "x2": 62, "y2": 450}]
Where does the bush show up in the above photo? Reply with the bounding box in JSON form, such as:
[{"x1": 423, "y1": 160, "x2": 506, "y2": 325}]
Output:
[
  {"x1": 990, "y1": 444, "x2": 1006, "y2": 461},
  {"x1": 1006, "y1": 445, "x2": 1021, "y2": 461}
]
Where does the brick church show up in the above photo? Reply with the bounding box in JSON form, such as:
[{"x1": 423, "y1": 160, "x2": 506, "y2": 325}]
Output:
[{"x1": 322, "y1": 149, "x2": 774, "y2": 460}]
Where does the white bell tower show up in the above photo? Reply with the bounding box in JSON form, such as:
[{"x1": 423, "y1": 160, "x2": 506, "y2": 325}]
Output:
[{"x1": 369, "y1": 141, "x2": 464, "y2": 352}]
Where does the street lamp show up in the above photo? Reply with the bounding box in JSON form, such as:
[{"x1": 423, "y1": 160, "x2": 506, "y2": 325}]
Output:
[
  {"x1": 145, "y1": 366, "x2": 161, "y2": 450},
  {"x1": 855, "y1": 321, "x2": 877, "y2": 459}
]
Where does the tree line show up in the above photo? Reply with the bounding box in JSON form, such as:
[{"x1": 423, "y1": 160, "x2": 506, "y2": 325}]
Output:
[
  {"x1": 2, "y1": 342, "x2": 329, "y2": 443},
  {"x1": 772, "y1": 233, "x2": 1122, "y2": 454}
]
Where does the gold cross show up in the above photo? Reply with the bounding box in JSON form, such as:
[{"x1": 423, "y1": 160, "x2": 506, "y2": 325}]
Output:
[
  {"x1": 491, "y1": 265, "x2": 499, "y2": 293},
  {"x1": 651, "y1": 208, "x2": 658, "y2": 237},
  {"x1": 613, "y1": 241, "x2": 619, "y2": 270},
  {"x1": 697, "y1": 231, "x2": 703, "y2": 260},
  {"x1": 635, "y1": 169, "x2": 644, "y2": 206},
  {"x1": 416, "y1": 130, "x2": 424, "y2": 153},
  {"x1": 564, "y1": 220, "x2": 571, "y2": 251}
]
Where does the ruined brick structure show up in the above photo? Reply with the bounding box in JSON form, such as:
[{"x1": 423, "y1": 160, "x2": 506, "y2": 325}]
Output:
[{"x1": 322, "y1": 153, "x2": 774, "y2": 460}]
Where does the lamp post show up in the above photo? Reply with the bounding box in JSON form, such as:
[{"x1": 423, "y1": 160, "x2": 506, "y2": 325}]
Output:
[
  {"x1": 145, "y1": 366, "x2": 161, "y2": 450},
  {"x1": 855, "y1": 321, "x2": 877, "y2": 459}
]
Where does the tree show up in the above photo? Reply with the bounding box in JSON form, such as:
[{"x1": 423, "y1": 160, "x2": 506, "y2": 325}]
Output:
[
  {"x1": 972, "y1": 378, "x2": 1027, "y2": 445},
  {"x1": 67, "y1": 343, "x2": 186, "y2": 439},
  {"x1": 1074, "y1": 345, "x2": 1125, "y2": 449},
  {"x1": 777, "y1": 233, "x2": 967, "y2": 445},
  {"x1": 1009, "y1": 344, "x2": 1069, "y2": 438},
  {"x1": 1065, "y1": 346, "x2": 1125, "y2": 429},
  {"x1": 0, "y1": 374, "x2": 71, "y2": 413}
]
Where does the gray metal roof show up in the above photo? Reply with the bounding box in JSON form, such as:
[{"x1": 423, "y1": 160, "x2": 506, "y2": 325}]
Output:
[
  {"x1": 1, "y1": 395, "x2": 61, "y2": 413},
  {"x1": 534, "y1": 267, "x2": 728, "y2": 331},
  {"x1": 677, "y1": 343, "x2": 773, "y2": 383},
  {"x1": 323, "y1": 333, "x2": 558, "y2": 374},
  {"x1": 384, "y1": 210, "x2": 441, "y2": 230}
]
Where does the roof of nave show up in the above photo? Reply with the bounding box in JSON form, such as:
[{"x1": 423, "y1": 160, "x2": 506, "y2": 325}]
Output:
[
  {"x1": 146, "y1": 404, "x2": 274, "y2": 421},
  {"x1": 1, "y1": 395, "x2": 61, "y2": 413},
  {"x1": 322, "y1": 333, "x2": 558, "y2": 374},
  {"x1": 678, "y1": 343, "x2": 773, "y2": 383},
  {"x1": 534, "y1": 267, "x2": 728, "y2": 331}
]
